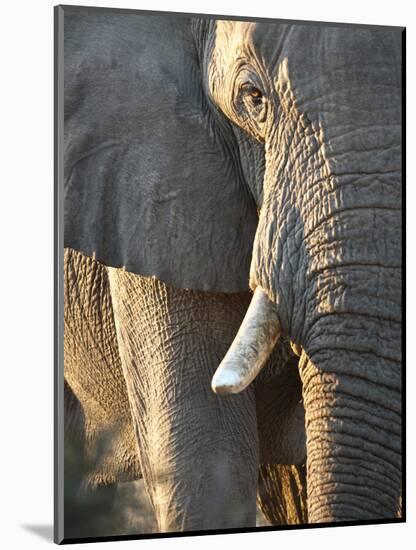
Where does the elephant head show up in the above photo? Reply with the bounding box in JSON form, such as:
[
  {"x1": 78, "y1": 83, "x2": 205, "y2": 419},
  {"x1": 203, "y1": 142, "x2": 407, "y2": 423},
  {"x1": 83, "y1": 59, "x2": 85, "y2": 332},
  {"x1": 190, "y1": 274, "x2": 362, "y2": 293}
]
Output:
[
  {"x1": 208, "y1": 22, "x2": 403, "y2": 521},
  {"x1": 63, "y1": 10, "x2": 402, "y2": 528}
]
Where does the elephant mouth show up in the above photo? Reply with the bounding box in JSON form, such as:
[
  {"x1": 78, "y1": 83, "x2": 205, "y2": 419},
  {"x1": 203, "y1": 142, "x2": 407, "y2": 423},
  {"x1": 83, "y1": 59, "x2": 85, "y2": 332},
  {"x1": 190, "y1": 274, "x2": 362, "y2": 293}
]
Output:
[{"x1": 211, "y1": 287, "x2": 281, "y2": 394}]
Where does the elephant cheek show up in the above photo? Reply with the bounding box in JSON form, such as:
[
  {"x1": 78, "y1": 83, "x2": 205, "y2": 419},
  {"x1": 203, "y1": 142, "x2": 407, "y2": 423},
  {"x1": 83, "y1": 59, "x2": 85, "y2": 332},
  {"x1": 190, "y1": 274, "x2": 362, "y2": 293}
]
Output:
[{"x1": 248, "y1": 194, "x2": 304, "y2": 343}]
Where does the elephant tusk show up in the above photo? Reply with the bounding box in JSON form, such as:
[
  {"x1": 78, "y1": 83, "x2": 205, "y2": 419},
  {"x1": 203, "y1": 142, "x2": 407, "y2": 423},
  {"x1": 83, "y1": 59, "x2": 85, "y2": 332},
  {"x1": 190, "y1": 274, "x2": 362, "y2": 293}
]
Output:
[{"x1": 211, "y1": 287, "x2": 280, "y2": 395}]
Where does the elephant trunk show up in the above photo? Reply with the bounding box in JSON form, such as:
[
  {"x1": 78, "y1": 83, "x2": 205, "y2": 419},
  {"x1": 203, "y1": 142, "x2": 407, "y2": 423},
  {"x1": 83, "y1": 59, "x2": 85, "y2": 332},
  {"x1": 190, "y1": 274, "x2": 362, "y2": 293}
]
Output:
[
  {"x1": 218, "y1": 131, "x2": 401, "y2": 520},
  {"x1": 211, "y1": 287, "x2": 280, "y2": 395},
  {"x1": 300, "y1": 346, "x2": 402, "y2": 521}
]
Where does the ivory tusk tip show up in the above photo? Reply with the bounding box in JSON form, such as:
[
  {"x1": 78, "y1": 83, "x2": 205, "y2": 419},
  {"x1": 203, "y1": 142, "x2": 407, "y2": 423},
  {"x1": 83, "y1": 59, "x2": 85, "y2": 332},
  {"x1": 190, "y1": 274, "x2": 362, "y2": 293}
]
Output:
[
  {"x1": 211, "y1": 368, "x2": 246, "y2": 395},
  {"x1": 211, "y1": 287, "x2": 280, "y2": 396}
]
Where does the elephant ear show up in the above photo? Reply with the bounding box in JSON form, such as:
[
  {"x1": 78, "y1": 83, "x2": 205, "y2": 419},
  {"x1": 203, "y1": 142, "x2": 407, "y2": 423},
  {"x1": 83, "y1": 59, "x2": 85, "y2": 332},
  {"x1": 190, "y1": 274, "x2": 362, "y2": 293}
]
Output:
[{"x1": 63, "y1": 11, "x2": 257, "y2": 292}]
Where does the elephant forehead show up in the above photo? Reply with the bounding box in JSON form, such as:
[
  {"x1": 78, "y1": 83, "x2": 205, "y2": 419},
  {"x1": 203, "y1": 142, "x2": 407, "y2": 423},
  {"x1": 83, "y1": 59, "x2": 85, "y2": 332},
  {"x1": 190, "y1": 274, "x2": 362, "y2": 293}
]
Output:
[
  {"x1": 214, "y1": 21, "x2": 255, "y2": 54},
  {"x1": 212, "y1": 21, "x2": 287, "y2": 72},
  {"x1": 275, "y1": 26, "x2": 402, "y2": 134},
  {"x1": 216, "y1": 21, "x2": 401, "y2": 89},
  {"x1": 245, "y1": 23, "x2": 401, "y2": 137},
  {"x1": 251, "y1": 23, "x2": 401, "y2": 86}
]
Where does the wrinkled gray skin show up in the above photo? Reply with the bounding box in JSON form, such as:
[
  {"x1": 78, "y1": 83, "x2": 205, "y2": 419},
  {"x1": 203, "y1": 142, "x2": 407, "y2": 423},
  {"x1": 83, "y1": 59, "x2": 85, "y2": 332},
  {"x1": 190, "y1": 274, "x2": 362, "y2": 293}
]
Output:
[
  {"x1": 64, "y1": 10, "x2": 402, "y2": 531},
  {"x1": 64, "y1": 247, "x2": 304, "y2": 534}
]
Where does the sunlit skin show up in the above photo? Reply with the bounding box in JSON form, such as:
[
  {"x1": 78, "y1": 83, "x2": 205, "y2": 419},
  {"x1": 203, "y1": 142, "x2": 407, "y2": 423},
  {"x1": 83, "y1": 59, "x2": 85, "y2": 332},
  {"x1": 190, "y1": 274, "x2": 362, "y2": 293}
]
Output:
[{"x1": 63, "y1": 11, "x2": 402, "y2": 536}]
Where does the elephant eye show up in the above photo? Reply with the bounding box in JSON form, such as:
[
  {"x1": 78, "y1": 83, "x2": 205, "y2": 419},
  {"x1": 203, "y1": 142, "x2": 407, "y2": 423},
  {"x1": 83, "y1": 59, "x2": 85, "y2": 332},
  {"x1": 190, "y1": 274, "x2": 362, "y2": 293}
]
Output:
[
  {"x1": 241, "y1": 83, "x2": 264, "y2": 106},
  {"x1": 234, "y1": 79, "x2": 268, "y2": 140}
]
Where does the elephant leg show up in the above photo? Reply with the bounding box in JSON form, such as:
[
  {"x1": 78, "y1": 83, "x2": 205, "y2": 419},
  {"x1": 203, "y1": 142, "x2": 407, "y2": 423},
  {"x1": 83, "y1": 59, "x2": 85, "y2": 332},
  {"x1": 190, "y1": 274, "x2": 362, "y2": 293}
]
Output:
[
  {"x1": 63, "y1": 380, "x2": 118, "y2": 538},
  {"x1": 256, "y1": 352, "x2": 306, "y2": 467},
  {"x1": 64, "y1": 248, "x2": 147, "y2": 537},
  {"x1": 108, "y1": 270, "x2": 258, "y2": 532},
  {"x1": 255, "y1": 348, "x2": 307, "y2": 526},
  {"x1": 64, "y1": 247, "x2": 141, "y2": 488},
  {"x1": 257, "y1": 464, "x2": 307, "y2": 525}
]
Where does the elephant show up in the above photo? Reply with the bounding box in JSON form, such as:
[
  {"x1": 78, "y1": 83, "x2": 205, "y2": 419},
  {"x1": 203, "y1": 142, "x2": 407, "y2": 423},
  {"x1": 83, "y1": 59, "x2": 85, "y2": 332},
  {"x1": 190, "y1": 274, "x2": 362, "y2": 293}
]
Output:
[{"x1": 62, "y1": 8, "x2": 402, "y2": 535}]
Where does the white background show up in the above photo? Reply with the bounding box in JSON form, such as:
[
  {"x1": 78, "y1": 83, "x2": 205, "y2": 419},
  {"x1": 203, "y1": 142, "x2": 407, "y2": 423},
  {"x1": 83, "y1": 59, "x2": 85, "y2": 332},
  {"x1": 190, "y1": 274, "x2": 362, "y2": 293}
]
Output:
[{"x1": 0, "y1": 0, "x2": 413, "y2": 548}]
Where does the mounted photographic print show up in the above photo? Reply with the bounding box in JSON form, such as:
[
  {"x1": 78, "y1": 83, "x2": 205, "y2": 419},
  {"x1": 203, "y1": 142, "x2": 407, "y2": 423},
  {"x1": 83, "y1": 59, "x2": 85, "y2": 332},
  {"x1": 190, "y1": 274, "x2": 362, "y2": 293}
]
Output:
[{"x1": 54, "y1": 4, "x2": 405, "y2": 544}]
